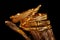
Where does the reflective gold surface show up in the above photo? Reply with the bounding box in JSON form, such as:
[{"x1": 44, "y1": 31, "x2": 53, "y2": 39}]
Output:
[{"x1": 5, "y1": 5, "x2": 55, "y2": 40}]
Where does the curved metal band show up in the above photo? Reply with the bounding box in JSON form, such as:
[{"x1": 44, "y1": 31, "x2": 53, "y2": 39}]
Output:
[{"x1": 20, "y1": 25, "x2": 52, "y2": 31}]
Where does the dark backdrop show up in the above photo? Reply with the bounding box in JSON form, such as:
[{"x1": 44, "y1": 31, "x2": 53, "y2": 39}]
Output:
[{"x1": 0, "y1": 0, "x2": 58, "y2": 40}]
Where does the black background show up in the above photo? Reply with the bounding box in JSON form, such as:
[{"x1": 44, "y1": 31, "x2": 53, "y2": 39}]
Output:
[{"x1": 0, "y1": 0, "x2": 59, "y2": 40}]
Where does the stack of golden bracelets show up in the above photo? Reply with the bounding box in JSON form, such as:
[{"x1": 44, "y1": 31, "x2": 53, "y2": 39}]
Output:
[
  {"x1": 5, "y1": 5, "x2": 55, "y2": 40},
  {"x1": 20, "y1": 13, "x2": 51, "y2": 31}
]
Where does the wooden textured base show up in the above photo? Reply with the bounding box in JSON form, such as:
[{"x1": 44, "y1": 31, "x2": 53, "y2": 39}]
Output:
[{"x1": 30, "y1": 29, "x2": 55, "y2": 40}]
